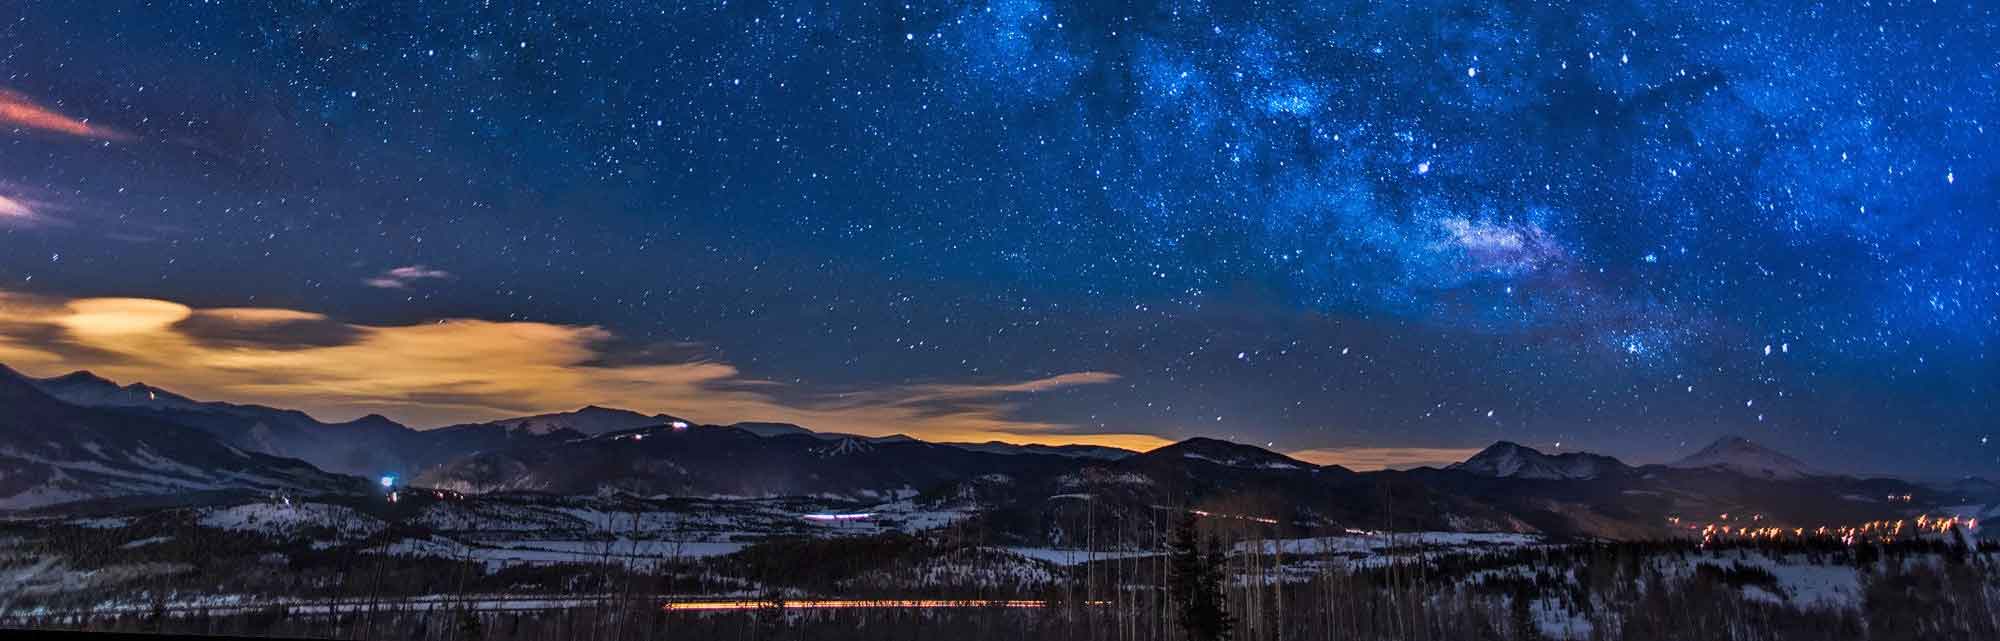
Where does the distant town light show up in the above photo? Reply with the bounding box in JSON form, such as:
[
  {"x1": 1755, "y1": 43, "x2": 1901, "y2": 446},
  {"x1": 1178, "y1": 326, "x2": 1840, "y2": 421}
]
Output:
[
  {"x1": 380, "y1": 475, "x2": 397, "y2": 488},
  {"x1": 670, "y1": 421, "x2": 691, "y2": 430}
]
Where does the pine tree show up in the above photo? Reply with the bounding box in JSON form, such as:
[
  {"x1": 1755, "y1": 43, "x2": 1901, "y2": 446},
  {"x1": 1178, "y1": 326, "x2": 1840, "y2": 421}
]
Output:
[
  {"x1": 455, "y1": 607, "x2": 482, "y2": 641},
  {"x1": 1170, "y1": 511, "x2": 1235, "y2": 641},
  {"x1": 143, "y1": 596, "x2": 166, "y2": 634}
]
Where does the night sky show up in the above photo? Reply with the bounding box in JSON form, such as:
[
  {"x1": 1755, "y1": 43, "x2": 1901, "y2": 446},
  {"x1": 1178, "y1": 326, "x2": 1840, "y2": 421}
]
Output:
[{"x1": 0, "y1": 1, "x2": 1994, "y2": 475}]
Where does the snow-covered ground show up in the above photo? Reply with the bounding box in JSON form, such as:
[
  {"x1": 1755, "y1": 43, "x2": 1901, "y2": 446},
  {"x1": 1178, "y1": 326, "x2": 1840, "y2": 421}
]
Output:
[
  {"x1": 846, "y1": 549, "x2": 1058, "y2": 589},
  {"x1": 402, "y1": 494, "x2": 967, "y2": 543},
  {"x1": 198, "y1": 501, "x2": 386, "y2": 539},
  {"x1": 0, "y1": 557, "x2": 192, "y2": 599},
  {"x1": 997, "y1": 531, "x2": 1543, "y2": 569},
  {"x1": 1663, "y1": 551, "x2": 1865, "y2": 608},
  {"x1": 1234, "y1": 531, "x2": 1542, "y2": 557},
  {"x1": 366, "y1": 535, "x2": 748, "y2": 570},
  {"x1": 1532, "y1": 598, "x2": 1596, "y2": 640},
  {"x1": 1000, "y1": 546, "x2": 1157, "y2": 566}
]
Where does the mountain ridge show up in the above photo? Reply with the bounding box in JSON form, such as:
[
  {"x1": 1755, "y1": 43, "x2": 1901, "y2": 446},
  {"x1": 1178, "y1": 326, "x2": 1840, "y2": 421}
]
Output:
[
  {"x1": 0, "y1": 366, "x2": 367, "y2": 509},
  {"x1": 8, "y1": 361, "x2": 1984, "y2": 543},
  {"x1": 1669, "y1": 436, "x2": 1817, "y2": 479},
  {"x1": 1447, "y1": 441, "x2": 1627, "y2": 480}
]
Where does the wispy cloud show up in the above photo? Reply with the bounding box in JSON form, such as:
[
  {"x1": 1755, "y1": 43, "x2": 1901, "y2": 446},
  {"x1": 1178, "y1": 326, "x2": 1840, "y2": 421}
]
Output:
[
  {"x1": 1287, "y1": 446, "x2": 1481, "y2": 471},
  {"x1": 0, "y1": 290, "x2": 1161, "y2": 450},
  {"x1": 0, "y1": 188, "x2": 66, "y2": 228},
  {"x1": 364, "y1": 265, "x2": 453, "y2": 289},
  {"x1": 0, "y1": 89, "x2": 130, "y2": 141},
  {"x1": 0, "y1": 195, "x2": 34, "y2": 220}
]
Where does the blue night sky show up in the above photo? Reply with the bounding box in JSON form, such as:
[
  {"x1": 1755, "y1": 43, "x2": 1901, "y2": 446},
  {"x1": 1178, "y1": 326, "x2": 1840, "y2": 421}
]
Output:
[{"x1": 0, "y1": 1, "x2": 1993, "y2": 475}]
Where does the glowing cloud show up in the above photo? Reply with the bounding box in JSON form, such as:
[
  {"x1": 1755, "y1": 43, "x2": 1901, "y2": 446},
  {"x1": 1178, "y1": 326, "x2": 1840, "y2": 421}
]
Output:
[
  {"x1": 0, "y1": 89, "x2": 130, "y2": 141},
  {"x1": 0, "y1": 190, "x2": 64, "y2": 227},
  {"x1": 0, "y1": 290, "x2": 1151, "y2": 449},
  {"x1": 0, "y1": 195, "x2": 32, "y2": 219},
  {"x1": 365, "y1": 265, "x2": 453, "y2": 289}
]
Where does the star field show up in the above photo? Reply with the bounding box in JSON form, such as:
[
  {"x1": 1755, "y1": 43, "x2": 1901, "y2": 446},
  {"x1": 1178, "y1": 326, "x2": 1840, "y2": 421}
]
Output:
[{"x1": 0, "y1": 1, "x2": 1994, "y2": 474}]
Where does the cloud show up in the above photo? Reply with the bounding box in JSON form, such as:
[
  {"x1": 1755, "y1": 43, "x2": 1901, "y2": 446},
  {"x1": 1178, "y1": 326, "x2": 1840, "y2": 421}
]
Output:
[
  {"x1": 171, "y1": 308, "x2": 364, "y2": 350},
  {"x1": 364, "y1": 265, "x2": 453, "y2": 289},
  {"x1": 0, "y1": 289, "x2": 1157, "y2": 450},
  {"x1": 0, "y1": 189, "x2": 66, "y2": 228},
  {"x1": 0, "y1": 89, "x2": 130, "y2": 141},
  {"x1": 0, "y1": 195, "x2": 31, "y2": 219},
  {"x1": 1286, "y1": 446, "x2": 1483, "y2": 471}
]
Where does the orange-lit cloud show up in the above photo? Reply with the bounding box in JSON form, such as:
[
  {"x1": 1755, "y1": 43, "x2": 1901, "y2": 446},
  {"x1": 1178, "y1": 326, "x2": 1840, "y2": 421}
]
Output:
[
  {"x1": 0, "y1": 89, "x2": 130, "y2": 141},
  {"x1": 0, "y1": 290, "x2": 1165, "y2": 450},
  {"x1": 1287, "y1": 447, "x2": 1482, "y2": 471}
]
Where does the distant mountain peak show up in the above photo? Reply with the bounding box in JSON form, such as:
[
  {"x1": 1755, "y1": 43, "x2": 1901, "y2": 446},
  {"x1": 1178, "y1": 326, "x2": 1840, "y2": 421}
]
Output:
[
  {"x1": 574, "y1": 404, "x2": 636, "y2": 415},
  {"x1": 50, "y1": 370, "x2": 114, "y2": 385},
  {"x1": 1669, "y1": 436, "x2": 1815, "y2": 479},
  {"x1": 1147, "y1": 437, "x2": 1310, "y2": 470},
  {"x1": 27, "y1": 369, "x2": 197, "y2": 408},
  {"x1": 729, "y1": 422, "x2": 818, "y2": 438},
  {"x1": 337, "y1": 414, "x2": 408, "y2": 431},
  {"x1": 485, "y1": 406, "x2": 682, "y2": 435},
  {"x1": 1449, "y1": 441, "x2": 1625, "y2": 480}
]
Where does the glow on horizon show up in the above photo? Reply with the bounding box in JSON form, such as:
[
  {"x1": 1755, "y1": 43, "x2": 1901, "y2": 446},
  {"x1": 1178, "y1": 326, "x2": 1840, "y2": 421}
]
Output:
[{"x1": 0, "y1": 288, "x2": 1170, "y2": 451}]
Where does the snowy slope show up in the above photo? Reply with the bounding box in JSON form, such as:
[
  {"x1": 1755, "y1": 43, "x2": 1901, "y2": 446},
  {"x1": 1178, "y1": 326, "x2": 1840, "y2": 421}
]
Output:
[
  {"x1": 1669, "y1": 437, "x2": 1816, "y2": 479},
  {"x1": 0, "y1": 366, "x2": 368, "y2": 510}
]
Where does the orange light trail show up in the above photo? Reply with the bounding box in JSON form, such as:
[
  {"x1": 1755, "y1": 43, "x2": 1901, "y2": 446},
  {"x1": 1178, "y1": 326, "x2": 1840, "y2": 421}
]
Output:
[{"x1": 660, "y1": 599, "x2": 1108, "y2": 611}]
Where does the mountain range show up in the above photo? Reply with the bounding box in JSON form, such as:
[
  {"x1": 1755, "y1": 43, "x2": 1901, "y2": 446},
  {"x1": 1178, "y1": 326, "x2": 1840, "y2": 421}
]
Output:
[
  {"x1": 0, "y1": 365, "x2": 366, "y2": 509},
  {"x1": 24, "y1": 370, "x2": 646, "y2": 478},
  {"x1": 1, "y1": 364, "x2": 1993, "y2": 539},
  {"x1": 1447, "y1": 441, "x2": 1627, "y2": 480}
]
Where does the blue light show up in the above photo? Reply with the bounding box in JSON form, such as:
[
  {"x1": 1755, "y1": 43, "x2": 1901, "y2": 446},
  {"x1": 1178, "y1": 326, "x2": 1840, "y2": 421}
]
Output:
[{"x1": 380, "y1": 475, "x2": 397, "y2": 488}]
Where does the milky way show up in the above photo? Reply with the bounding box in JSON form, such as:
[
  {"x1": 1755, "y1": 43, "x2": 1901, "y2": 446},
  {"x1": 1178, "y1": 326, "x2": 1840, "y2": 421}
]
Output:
[{"x1": 0, "y1": 1, "x2": 1993, "y2": 474}]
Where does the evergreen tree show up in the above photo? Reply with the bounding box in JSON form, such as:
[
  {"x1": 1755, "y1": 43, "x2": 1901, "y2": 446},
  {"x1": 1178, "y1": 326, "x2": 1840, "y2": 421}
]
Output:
[
  {"x1": 143, "y1": 596, "x2": 167, "y2": 633},
  {"x1": 1169, "y1": 511, "x2": 1234, "y2": 641},
  {"x1": 455, "y1": 607, "x2": 482, "y2": 641}
]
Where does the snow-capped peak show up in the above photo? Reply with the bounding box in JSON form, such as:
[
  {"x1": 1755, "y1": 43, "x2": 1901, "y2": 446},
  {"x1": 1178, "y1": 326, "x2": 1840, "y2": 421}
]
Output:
[{"x1": 1669, "y1": 436, "x2": 1816, "y2": 479}]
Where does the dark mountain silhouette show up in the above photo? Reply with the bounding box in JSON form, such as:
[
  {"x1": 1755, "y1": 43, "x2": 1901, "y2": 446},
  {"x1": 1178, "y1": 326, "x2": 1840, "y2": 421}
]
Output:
[
  {"x1": 4, "y1": 361, "x2": 1972, "y2": 540},
  {"x1": 1448, "y1": 441, "x2": 1628, "y2": 480},
  {"x1": 0, "y1": 366, "x2": 366, "y2": 509}
]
